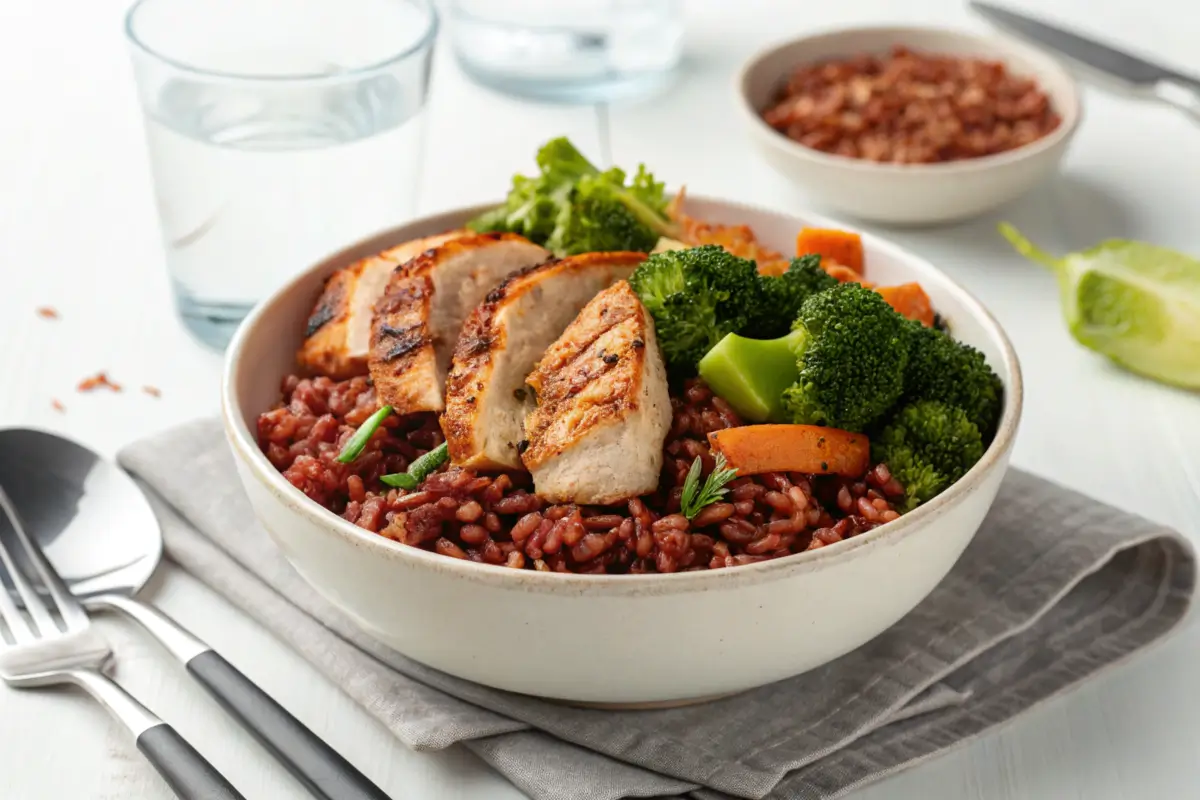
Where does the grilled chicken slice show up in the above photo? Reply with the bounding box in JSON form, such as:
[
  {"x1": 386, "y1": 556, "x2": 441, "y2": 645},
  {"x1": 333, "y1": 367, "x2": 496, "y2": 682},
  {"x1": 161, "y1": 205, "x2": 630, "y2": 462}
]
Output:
[
  {"x1": 369, "y1": 233, "x2": 550, "y2": 414},
  {"x1": 442, "y1": 252, "x2": 648, "y2": 470},
  {"x1": 298, "y1": 230, "x2": 469, "y2": 378},
  {"x1": 521, "y1": 281, "x2": 671, "y2": 505}
]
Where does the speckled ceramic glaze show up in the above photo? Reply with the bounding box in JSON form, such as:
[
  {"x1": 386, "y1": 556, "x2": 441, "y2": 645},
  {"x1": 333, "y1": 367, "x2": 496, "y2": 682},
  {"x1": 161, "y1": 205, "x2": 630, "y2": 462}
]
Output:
[{"x1": 221, "y1": 197, "x2": 1022, "y2": 705}]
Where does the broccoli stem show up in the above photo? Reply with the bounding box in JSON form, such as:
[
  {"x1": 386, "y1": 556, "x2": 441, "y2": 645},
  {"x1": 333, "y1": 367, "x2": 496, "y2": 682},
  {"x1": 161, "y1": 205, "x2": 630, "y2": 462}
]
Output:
[{"x1": 698, "y1": 329, "x2": 808, "y2": 422}]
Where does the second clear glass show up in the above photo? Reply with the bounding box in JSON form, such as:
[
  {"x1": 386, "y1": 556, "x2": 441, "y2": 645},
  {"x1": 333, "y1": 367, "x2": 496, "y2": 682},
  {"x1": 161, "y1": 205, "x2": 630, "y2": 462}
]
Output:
[
  {"x1": 126, "y1": 0, "x2": 438, "y2": 350},
  {"x1": 449, "y1": 0, "x2": 683, "y2": 104}
]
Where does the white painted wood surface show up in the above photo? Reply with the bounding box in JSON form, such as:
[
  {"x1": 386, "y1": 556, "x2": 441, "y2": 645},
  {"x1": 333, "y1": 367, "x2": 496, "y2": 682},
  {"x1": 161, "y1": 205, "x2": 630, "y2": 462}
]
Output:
[{"x1": 1, "y1": 0, "x2": 1198, "y2": 797}]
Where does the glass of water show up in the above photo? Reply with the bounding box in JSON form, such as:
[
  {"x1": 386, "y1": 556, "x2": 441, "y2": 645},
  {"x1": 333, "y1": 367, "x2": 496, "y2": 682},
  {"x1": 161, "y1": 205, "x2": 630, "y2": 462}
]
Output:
[
  {"x1": 126, "y1": 0, "x2": 437, "y2": 349},
  {"x1": 448, "y1": 0, "x2": 683, "y2": 104}
]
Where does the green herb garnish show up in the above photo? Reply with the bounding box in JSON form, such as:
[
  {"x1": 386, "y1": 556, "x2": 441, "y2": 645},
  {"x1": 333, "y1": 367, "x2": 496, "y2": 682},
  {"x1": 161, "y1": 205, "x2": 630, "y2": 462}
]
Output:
[
  {"x1": 336, "y1": 405, "x2": 393, "y2": 463},
  {"x1": 679, "y1": 453, "x2": 739, "y2": 520},
  {"x1": 380, "y1": 442, "x2": 450, "y2": 490}
]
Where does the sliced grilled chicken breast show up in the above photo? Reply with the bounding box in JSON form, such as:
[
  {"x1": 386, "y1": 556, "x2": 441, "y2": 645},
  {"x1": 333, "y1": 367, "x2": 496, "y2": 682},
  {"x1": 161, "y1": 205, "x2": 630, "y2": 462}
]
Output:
[
  {"x1": 521, "y1": 281, "x2": 671, "y2": 505},
  {"x1": 298, "y1": 230, "x2": 468, "y2": 378},
  {"x1": 442, "y1": 252, "x2": 648, "y2": 470},
  {"x1": 369, "y1": 233, "x2": 550, "y2": 414}
]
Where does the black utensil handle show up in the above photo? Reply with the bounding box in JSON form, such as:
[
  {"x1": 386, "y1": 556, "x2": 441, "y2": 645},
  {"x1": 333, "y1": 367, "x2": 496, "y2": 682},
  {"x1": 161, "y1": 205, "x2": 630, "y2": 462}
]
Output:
[
  {"x1": 186, "y1": 650, "x2": 391, "y2": 800},
  {"x1": 136, "y1": 723, "x2": 246, "y2": 800}
]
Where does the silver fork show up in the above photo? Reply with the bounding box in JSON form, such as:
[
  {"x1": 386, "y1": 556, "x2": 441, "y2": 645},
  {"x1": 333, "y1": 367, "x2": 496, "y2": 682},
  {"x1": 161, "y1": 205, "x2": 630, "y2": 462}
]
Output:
[{"x1": 0, "y1": 486, "x2": 246, "y2": 800}]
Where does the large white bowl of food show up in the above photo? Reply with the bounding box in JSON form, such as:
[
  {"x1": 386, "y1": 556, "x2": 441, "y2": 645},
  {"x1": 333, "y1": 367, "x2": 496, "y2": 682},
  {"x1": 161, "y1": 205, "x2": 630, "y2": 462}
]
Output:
[{"x1": 222, "y1": 138, "x2": 1022, "y2": 706}]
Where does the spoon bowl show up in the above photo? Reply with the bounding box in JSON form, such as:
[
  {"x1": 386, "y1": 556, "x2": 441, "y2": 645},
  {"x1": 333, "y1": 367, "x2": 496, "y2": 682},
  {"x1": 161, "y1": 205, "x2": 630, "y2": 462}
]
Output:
[{"x1": 0, "y1": 427, "x2": 161, "y2": 598}]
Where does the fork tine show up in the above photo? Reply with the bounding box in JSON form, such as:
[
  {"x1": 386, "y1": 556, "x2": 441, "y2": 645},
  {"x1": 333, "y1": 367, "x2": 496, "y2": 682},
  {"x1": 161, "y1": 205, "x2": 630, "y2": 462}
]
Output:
[
  {"x1": 0, "y1": 548, "x2": 32, "y2": 643},
  {"x1": 0, "y1": 486, "x2": 59, "y2": 638},
  {"x1": 0, "y1": 485, "x2": 90, "y2": 631}
]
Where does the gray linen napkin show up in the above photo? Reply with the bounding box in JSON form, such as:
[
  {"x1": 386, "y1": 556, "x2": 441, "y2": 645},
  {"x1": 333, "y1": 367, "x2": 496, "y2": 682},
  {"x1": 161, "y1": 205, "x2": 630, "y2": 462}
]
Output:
[{"x1": 119, "y1": 419, "x2": 1195, "y2": 800}]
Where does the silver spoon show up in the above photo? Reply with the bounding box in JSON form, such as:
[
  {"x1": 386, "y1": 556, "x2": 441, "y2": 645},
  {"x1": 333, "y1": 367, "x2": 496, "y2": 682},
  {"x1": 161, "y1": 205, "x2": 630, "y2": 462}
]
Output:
[{"x1": 0, "y1": 427, "x2": 391, "y2": 800}]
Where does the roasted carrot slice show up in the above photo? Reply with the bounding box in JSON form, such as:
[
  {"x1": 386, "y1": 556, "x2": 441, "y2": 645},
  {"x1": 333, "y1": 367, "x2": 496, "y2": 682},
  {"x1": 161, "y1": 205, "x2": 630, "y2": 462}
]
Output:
[
  {"x1": 796, "y1": 228, "x2": 865, "y2": 274},
  {"x1": 877, "y1": 283, "x2": 935, "y2": 327},
  {"x1": 707, "y1": 424, "x2": 871, "y2": 478}
]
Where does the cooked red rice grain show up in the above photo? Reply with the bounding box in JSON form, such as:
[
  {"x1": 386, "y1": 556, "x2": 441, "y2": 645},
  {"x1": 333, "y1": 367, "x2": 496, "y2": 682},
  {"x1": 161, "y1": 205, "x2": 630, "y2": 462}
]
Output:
[
  {"x1": 730, "y1": 482, "x2": 765, "y2": 502},
  {"x1": 459, "y1": 524, "x2": 489, "y2": 546},
  {"x1": 764, "y1": 491, "x2": 793, "y2": 513},
  {"x1": 436, "y1": 538, "x2": 468, "y2": 559},
  {"x1": 511, "y1": 512, "x2": 542, "y2": 544},
  {"x1": 584, "y1": 514, "x2": 625, "y2": 530},
  {"x1": 857, "y1": 496, "x2": 880, "y2": 521},
  {"x1": 691, "y1": 502, "x2": 735, "y2": 527},
  {"x1": 484, "y1": 512, "x2": 502, "y2": 533},
  {"x1": 719, "y1": 520, "x2": 756, "y2": 545},
  {"x1": 455, "y1": 501, "x2": 483, "y2": 522}
]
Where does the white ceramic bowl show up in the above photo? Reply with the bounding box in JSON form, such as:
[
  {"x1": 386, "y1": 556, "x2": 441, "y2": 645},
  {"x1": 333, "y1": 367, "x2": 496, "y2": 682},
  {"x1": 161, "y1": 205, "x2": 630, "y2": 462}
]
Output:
[
  {"x1": 221, "y1": 197, "x2": 1023, "y2": 706},
  {"x1": 737, "y1": 25, "x2": 1082, "y2": 225}
]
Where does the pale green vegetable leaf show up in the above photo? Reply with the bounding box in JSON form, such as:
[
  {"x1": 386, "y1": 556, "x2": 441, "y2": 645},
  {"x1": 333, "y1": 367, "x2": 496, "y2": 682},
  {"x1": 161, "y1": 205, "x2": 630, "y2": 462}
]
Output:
[{"x1": 999, "y1": 223, "x2": 1200, "y2": 389}]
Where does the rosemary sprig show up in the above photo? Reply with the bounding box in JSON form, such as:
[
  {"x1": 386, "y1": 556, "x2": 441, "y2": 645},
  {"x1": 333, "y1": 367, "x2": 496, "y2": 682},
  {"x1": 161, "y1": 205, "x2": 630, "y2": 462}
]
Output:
[{"x1": 679, "y1": 452, "x2": 738, "y2": 520}]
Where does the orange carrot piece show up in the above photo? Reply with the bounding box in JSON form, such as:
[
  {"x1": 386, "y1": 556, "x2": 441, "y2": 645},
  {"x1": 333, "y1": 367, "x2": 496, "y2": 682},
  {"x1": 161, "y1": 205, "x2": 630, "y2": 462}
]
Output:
[
  {"x1": 708, "y1": 424, "x2": 871, "y2": 478},
  {"x1": 877, "y1": 283, "x2": 935, "y2": 327},
  {"x1": 796, "y1": 228, "x2": 865, "y2": 274}
]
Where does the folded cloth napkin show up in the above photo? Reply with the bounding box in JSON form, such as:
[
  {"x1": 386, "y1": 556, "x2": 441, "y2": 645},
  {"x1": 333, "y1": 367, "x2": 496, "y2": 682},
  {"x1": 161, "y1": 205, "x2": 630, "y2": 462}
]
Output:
[{"x1": 119, "y1": 420, "x2": 1195, "y2": 800}]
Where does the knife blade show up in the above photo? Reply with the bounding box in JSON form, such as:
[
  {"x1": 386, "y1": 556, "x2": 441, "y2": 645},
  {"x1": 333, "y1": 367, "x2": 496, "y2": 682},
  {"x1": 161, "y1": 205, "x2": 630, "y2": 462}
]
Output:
[{"x1": 969, "y1": 1, "x2": 1200, "y2": 91}]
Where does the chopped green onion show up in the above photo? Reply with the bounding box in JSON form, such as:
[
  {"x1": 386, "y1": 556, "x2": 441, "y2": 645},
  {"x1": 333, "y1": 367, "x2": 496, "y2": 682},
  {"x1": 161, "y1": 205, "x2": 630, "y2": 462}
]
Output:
[
  {"x1": 380, "y1": 442, "x2": 450, "y2": 490},
  {"x1": 679, "y1": 453, "x2": 739, "y2": 520},
  {"x1": 335, "y1": 405, "x2": 393, "y2": 464}
]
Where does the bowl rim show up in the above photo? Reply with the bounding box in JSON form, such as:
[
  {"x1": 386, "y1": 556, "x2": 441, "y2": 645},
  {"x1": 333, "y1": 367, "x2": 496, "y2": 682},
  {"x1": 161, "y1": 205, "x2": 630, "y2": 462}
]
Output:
[
  {"x1": 221, "y1": 194, "x2": 1024, "y2": 594},
  {"x1": 734, "y1": 22, "x2": 1083, "y2": 175}
]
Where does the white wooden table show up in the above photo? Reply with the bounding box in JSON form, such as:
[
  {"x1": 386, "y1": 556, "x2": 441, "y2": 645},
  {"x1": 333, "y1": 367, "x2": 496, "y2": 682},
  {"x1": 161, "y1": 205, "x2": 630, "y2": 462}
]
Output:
[{"x1": 2, "y1": 0, "x2": 1198, "y2": 797}]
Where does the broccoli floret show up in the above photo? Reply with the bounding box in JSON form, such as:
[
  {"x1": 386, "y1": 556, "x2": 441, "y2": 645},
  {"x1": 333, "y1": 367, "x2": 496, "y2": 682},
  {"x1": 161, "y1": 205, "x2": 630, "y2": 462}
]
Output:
[
  {"x1": 873, "y1": 400, "x2": 984, "y2": 511},
  {"x1": 630, "y1": 245, "x2": 762, "y2": 370},
  {"x1": 546, "y1": 166, "x2": 675, "y2": 256},
  {"x1": 749, "y1": 255, "x2": 839, "y2": 338},
  {"x1": 904, "y1": 322, "x2": 1004, "y2": 442},
  {"x1": 780, "y1": 283, "x2": 912, "y2": 432},
  {"x1": 467, "y1": 137, "x2": 678, "y2": 256}
]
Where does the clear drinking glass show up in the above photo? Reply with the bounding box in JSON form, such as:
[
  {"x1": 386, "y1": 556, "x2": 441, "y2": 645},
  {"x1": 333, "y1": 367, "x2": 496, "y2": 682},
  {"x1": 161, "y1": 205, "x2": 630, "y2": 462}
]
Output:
[
  {"x1": 448, "y1": 0, "x2": 683, "y2": 104},
  {"x1": 126, "y1": 0, "x2": 437, "y2": 350}
]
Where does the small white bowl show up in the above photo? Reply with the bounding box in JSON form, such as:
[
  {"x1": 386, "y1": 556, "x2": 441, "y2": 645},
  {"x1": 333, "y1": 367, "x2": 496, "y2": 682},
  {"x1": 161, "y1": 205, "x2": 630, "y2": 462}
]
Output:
[
  {"x1": 736, "y1": 25, "x2": 1082, "y2": 225},
  {"x1": 222, "y1": 197, "x2": 1023, "y2": 706}
]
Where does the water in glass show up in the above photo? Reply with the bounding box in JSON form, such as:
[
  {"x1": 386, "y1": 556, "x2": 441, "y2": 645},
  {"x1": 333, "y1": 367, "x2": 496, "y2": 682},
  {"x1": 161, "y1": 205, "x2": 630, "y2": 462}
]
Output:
[
  {"x1": 127, "y1": 0, "x2": 436, "y2": 350},
  {"x1": 143, "y1": 77, "x2": 425, "y2": 348},
  {"x1": 450, "y1": 0, "x2": 683, "y2": 103}
]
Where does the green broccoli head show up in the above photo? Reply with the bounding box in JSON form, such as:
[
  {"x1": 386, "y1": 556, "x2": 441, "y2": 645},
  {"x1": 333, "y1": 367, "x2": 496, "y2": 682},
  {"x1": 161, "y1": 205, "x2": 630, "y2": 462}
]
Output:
[
  {"x1": 780, "y1": 283, "x2": 912, "y2": 432},
  {"x1": 546, "y1": 167, "x2": 673, "y2": 256},
  {"x1": 748, "y1": 255, "x2": 839, "y2": 338},
  {"x1": 630, "y1": 245, "x2": 762, "y2": 370},
  {"x1": 873, "y1": 400, "x2": 985, "y2": 511},
  {"x1": 905, "y1": 323, "x2": 1004, "y2": 442}
]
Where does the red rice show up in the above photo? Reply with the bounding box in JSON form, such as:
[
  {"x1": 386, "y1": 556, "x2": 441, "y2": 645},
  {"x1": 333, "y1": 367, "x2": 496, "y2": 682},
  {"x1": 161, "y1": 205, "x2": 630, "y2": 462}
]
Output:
[{"x1": 258, "y1": 375, "x2": 901, "y2": 573}]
